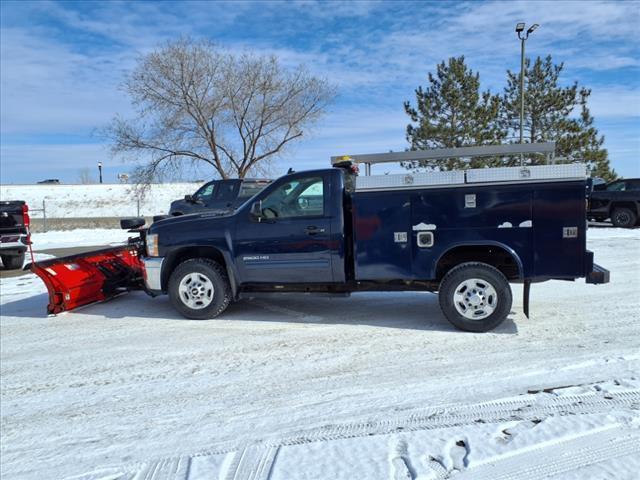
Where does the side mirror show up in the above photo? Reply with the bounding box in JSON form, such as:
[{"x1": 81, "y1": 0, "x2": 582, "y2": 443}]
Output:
[
  {"x1": 249, "y1": 201, "x2": 263, "y2": 220},
  {"x1": 120, "y1": 217, "x2": 145, "y2": 230},
  {"x1": 184, "y1": 194, "x2": 195, "y2": 203}
]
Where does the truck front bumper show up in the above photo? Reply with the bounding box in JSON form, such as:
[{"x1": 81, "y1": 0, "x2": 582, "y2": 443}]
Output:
[
  {"x1": 142, "y1": 256, "x2": 164, "y2": 292},
  {"x1": 0, "y1": 234, "x2": 28, "y2": 254}
]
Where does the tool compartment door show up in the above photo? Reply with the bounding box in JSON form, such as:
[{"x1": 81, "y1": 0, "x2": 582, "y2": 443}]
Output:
[
  {"x1": 352, "y1": 191, "x2": 413, "y2": 280},
  {"x1": 533, "y1": 181, "x2": 587, "y2": 278}
]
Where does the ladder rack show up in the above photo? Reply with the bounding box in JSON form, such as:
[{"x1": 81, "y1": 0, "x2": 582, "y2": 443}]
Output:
[
  {"x1": 354, "y1": 163, "x2": 588, "y2": 192},
  {"x1": 331, "y1": 142, "x2": 557, "y2": 175}
]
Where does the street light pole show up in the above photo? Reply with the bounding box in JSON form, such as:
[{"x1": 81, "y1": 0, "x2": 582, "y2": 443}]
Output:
[
  {"x1": 98, "y1": 162, "x2": 103, "y2": 184},
  {"x1": 519, "y1": 35, "x2": 525, "y2": 147},
  {"x1": 515, "y1": 22, "x2": 539, "y2": 166}
]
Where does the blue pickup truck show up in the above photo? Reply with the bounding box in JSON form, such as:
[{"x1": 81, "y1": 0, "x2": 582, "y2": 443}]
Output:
[
  {"x1": 31, "y1": 144, "x2": 609, "y2": 332},
  {"x1": 168, "y1": 178, "x2": 272, "y2": 216}
]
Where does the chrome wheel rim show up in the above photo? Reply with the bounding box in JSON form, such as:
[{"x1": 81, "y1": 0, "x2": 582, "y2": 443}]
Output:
[
  {"x1": 178, "y1": 273, "x2": 215, "y2": 309},
  {"x1": 453, "y1": 278, "x2": 498, "y2": 320}
]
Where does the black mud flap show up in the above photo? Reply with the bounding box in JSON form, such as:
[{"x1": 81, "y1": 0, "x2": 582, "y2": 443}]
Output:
[
  {"x1": 586, "y1": 263, "x2": 610, "y2": 284},
  {"x1": 523, "y1": 280, "x2": 531, "y2": 319}
]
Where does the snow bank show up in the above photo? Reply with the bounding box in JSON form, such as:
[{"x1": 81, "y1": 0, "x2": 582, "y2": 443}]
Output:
[
  {"x1": 29, "y1": 228, "x2": 132, "y2": 250},
  {"x1": 0, "y1": 183, "x2": 200, "y2": 218}
]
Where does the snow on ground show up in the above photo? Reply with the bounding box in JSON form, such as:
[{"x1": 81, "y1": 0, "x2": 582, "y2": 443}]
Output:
[
  {"x1": 1, "y1": 229, "x2": 639, "y2": 479},
  {"x1": 1, "y1": 183, "x2": 199, "y2": 218},
  {"x1": 29, "y1": 228, "x2": 133, "y2": 250}
]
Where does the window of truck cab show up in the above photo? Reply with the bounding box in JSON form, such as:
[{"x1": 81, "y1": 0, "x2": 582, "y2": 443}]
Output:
[
  {"x1": 625, "y1": 180, "x2": 640, "y2": 191},
  {"x1": 259, "y1": 175, "x2": 326, "y2": 219},
  {"x1": 239, "y1": 181, "x2": 271, "y2": 199},
  {"x1": 214, "y1": 181, "x2": 239, "y2": 201},
  {"x1": 194, "y1": 182, "x2": 217, "y2": 202},
  {"x1": 606, "y1": 181, "x2": 626, "y2": 192}
]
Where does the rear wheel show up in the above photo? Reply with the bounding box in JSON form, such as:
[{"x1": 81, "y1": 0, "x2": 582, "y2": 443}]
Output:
[
  {"x1": 1, "y1": 252, "x2": 25, "y2": 270},
  {"x1": 611, "y1": 207, "x2": 636, "y2": 228},
  {"x1": 168, "y1": 258, "x2": 231, "y2": 320},
  {"x1": 438, "y1": 262, "x2": 512, "y2": 332}
]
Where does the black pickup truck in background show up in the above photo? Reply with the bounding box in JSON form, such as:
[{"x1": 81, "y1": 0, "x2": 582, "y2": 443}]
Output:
[
  {"x1": 0, "y1": 201, "x2": 30, "y2": 270},
  {"x1": 588, "y1": 178, "x2": 640, "y2": 228},
  {"x1": 169, "y1": 178, "x2": 271, "y2": 216}
]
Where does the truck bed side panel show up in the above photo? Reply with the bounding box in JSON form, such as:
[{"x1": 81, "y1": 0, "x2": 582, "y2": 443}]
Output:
[
  {"x1": 352, "y1": 181, "x2": 587, "y2": 282},
  {"x1": 410, "y1": 185, "x2": 533, "y2": 280}
]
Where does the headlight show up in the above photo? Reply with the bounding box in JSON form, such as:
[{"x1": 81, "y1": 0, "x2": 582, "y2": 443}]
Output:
[{"x1": 146, "y1": 234, "x2": 159, "y2": 257}]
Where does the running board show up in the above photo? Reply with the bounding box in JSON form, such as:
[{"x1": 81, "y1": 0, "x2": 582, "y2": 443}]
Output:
[{"x1": 28, "y1": 244, "x2": 144, "y2": 314}]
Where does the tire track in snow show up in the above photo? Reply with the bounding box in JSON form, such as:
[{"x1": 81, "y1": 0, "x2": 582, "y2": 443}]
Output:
[
  {"x1": 133, "y1": 446, "x2": 279, "y2": 480},
  {"x1": 223, "y1": 445, "x2": 279, "y2": 480},
  {"x1": 270, "y1": 389, "x2": 640, "y2": 447},
  {"x1": 114, "y1": 388, "x2": 640, "y2": 480},
  {"x1": 454, "y1": 426, "x2": 640, "y2": 480},
  {"x1": 133, "y1": 456, "x2": 191, "y2": 479}
]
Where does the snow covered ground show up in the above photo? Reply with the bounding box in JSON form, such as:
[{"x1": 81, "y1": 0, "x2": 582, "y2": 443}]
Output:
[
  {"x1": 1, "y1": 228, "x2": 639, "y2": 479},
  {"x1": 1, "y1": 183, "x2": 199, "y2": 218},
  {"x1": 29, "y1": 228, "x2": 133, "y2": 250}
]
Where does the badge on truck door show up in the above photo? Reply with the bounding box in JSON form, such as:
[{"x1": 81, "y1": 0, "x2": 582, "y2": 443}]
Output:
[
  {"x1": 394, "y1": 232, "x2": 408, "y2": 243},
  {"x1": 563, "y1": 227, "x2": 578, "y2": 238}
]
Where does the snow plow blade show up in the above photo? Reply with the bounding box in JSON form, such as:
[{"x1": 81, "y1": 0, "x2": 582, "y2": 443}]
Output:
[{"x1": 28, "y1": 244, "x2": 144, "y2": 314}]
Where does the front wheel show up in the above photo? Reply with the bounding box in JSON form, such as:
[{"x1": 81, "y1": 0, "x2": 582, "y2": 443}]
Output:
[
  {"x1": 438, "y1": 262, "x2": 512, "y2": 332},
  {"x1": 168, "y1": 258, "x2": 231, "y2": 320}
]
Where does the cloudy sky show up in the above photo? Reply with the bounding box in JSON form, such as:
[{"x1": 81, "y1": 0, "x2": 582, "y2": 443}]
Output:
[{"x1": 1, "y1": 0, "x2": 639, "y2": 184}]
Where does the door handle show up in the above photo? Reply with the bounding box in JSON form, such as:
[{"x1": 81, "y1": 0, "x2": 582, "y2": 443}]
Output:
[{"x1": 304, "y1": 226, "x2": 325, "y2": 235}]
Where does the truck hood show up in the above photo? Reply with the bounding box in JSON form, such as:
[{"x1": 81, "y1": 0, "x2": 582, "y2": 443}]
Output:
[
  {"x1": 149, "y1": 210, "x2": 236, "y2": 236},
  {"x1": 170, "y1": 199, "x2": 190, "y2": 210}
]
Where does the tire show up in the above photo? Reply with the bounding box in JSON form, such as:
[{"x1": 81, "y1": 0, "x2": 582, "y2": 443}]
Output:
[
  {"x1": 611, "y1": 207, "x2": 636, "y2": 228},
  {"x1": 438, "y1": 262, "x2": 512, "y2": 332},
  {"x1": 1, "y1": 252, "x2": 25, "y2": 270},
  {"x1": 168, "y1": 258, "x2": 231, "y2": 320}
]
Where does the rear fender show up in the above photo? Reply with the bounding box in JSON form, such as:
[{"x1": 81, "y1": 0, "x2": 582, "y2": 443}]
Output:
[{"x1": 434, "y1": 241, "x2": 524, "y2": 281}]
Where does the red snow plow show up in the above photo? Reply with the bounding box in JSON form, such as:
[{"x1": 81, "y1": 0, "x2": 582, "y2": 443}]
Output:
[
  {"x1": 28, "y1": 220, "x2": 147, "y2": 314},
  {"x1": 30, "y1": 244, "x2": 144, "y2": 314}
]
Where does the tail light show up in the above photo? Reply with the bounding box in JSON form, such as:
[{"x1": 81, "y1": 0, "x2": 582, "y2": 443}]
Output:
[{"x1": 22, "y1": 204, "x2": 30, "y2": 228}]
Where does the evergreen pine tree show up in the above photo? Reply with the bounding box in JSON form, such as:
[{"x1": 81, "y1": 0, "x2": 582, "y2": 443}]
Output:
[
  {"x1": 501, "y1": 55, "x2": 616, "y2": 179},
  {"x1": 404, "y1": 56, "x2": 504, "y2": 170}
]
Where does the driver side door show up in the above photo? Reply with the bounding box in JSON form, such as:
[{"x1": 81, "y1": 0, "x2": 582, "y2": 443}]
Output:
[{"x1": 234, "y1": 173, "x2": 335, "y2": 284}]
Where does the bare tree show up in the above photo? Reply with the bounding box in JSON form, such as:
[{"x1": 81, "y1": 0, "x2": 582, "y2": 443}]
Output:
[
  {"x1": 77, "y1": 167, "x2": 95, "y2": 184},
  {"x1": 105, "y1": 38, "x2": 336, "y2": 182}
]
